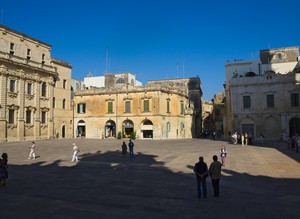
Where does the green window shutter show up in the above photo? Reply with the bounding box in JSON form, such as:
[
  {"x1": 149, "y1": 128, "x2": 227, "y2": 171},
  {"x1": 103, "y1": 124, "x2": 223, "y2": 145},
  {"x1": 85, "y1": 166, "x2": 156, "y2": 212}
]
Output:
[
  {"x1": 108, "y1": 102, "x2": 113, "y2": 113},
  {"x1": 144, "y1": 100, "x2": 149, "y2": 112},
  {"x1": 83, "y1": 103, "x2": 86, "y2": 113}
]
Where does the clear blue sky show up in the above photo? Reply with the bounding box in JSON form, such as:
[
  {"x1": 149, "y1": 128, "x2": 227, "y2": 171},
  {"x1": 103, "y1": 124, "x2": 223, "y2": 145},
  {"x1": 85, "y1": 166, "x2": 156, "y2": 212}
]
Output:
[{"x1": 2, "y1": 0, "x2": 300, "y2": 100}]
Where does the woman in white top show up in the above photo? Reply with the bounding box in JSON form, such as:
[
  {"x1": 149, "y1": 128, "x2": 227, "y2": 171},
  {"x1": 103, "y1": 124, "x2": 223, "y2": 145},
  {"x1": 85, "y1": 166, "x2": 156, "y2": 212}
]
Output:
[{"x1": 71, "y1": 143, "x2": 80, "y2": 162}]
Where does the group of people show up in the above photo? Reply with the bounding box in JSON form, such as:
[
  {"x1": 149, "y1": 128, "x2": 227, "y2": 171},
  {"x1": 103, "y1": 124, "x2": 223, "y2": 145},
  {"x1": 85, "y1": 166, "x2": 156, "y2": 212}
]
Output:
[
  {"x1": 27, "y1": 140, "x2": 136, "y2": 163},
  {"x1": 231, "y1": 132, "x2": 252, "y2": 145},
  {"x1": 0, "y1": 153, "x2": 8, "y2": 187},
  {"x1": 193, "y1": 145, "x2": 227, "y2": 199},
  {"x1": 121, "y1": 140, "x2": 135, "y2": 158}
]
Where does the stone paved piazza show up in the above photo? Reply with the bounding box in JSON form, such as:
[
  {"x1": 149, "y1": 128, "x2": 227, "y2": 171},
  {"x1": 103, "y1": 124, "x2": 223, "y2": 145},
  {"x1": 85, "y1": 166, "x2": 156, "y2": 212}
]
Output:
[{"x1": 1, "y1": 138, "x2": 300, "y2": 219}]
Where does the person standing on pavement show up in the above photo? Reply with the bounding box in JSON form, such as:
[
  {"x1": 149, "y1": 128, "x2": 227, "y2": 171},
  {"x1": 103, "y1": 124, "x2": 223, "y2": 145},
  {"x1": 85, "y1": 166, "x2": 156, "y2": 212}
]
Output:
[
  {"x1": 128, "y1": 139, "x2": 134, "y2": 158},
  {"x1": 121, "y1": 141, "x2": 127, "y2": 156},
  {"x1": 209, "y1": 155, "x2": 222, "y2": 197},
  {"x1": 71, "y1": 143, "x2": 80, "y2": 162},
  {"x1": 194, "y1": 156, "x2": 208, "y2": 199},
  {"x1": 0, "y1": 158, "x2": 5, "y2": 187},
  {"x1": 220, "y1": 145, "x2": 227, "y2": 166},
  {"x1": 28, "y1": 142, "x2": 36, "y2": 159},
  {"x1": 1, "y1": 153, "x2": 8, "y2": 186}
]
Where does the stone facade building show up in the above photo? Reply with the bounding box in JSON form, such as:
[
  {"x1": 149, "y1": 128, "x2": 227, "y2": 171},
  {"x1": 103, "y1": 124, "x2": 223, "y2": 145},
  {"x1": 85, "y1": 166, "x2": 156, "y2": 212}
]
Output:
[
  {"x1": 224, "y1": 46, "x2": 300, "y2": 141},
  {"x1": 0, "y1": 25, "x2": 73, "y2": 141},
  {"x1": 202, "y1": 100, "x2": 213, "y2": 135},
  {"x1": 73, "y1": 77, "x2": 202, "y2": 139},
  {"x1": 211, "y1": 92, "x2": 225, "y2": 138}
]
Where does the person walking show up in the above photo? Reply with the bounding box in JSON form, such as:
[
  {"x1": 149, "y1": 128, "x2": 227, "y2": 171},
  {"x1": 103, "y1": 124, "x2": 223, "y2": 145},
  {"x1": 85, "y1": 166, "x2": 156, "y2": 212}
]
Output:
[
  {"x1": 121, "y1": 141, "x2": 127, "y2": 156},
  {"x1": 209, "y1": 155, "x2": 222, "y2": 197},
  {"x1": 220, "y1": 145, "x2": 227, "y2": 166},
  {"x1": 0, "y1": 158, "x2": 5, "y2": 187},
  {"x1": 128, "y1": 139, "x2": 134, "y2": 158},
  {"x1": 1, "y1": 153, "x2": 8, "y2": 186},
  {"x1": 241, "y1": 133, "x2": 245, "y2": 146},
  {"x1": 28, "y1": 142, "x2": 36, "y2": 159},
  {"x1": 194, "y1": 156, "x2": 208, "y2": 199},
  {"x1": 244, "y1": 132, "x2": 248, "y2": 145},
  {"x1": 71, "y1": 143, "x2": 80, "y2": 162}
]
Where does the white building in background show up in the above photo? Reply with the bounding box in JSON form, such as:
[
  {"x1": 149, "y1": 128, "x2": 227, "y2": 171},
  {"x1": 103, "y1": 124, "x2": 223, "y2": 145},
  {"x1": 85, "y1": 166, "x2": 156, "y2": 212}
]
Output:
[
  {"x1": 224, "y1": 46, "x2": 300, "y2": 141},
  {"x1": 83, "y1": 72, "x2": 142, "y2": 89}
]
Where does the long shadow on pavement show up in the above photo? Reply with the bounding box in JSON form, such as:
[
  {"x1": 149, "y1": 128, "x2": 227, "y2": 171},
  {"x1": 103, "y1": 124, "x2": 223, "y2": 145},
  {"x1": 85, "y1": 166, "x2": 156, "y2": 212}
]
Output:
[{"x1": 1, "y1": 148, "x2": 300, "y2": 219}]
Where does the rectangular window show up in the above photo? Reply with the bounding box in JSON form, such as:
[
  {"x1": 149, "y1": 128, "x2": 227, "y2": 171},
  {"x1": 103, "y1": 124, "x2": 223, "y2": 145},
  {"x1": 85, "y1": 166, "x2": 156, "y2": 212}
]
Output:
[
  {"x1": 8, "y1": 109, "x2": 14, "y2": 123},
  {"x1": 125, "y1": 101, "x2": 131, "y2": 113},
  {"x1": 167, "y1": 99, "x2": 170, "y2": 113},
  {"x1": 243, "y1": 96, "x2": 251, "y2": 109},
  {"x1": 10, "y1": 43, "x2": 14, "y2": 50},
  {"x1": 27, "y1": 83, "x2": 32, "y2": 95},
  {"x1": 291, "y1": 93, "x2": 299, "y2": 107},
  {"x1": 267, "y1": 94, "x2": 274, "y2": 108},
  {"x1": 41, "y1": 112, "x2": 46, "y2": 124},
  {"x1": 27, "y1": 49, "x2": 31, "y2": 60},
  {"x1": 180, "y1": 102, "x2": 184, "y2": 114},
  {"x1": 26, "y1": 110, "x2": 31, "y2": 124},
  {"x1": 108, "y1": 101, "x2": 113, "y2": 113},
  {"x1": 63, "y1": 79, "x2": 67, "y2": 89},
  {"x1": 77, "y1": 103, "x2": 86, "y2": 113},
  {"x1": 41, "y1": 53, "x2": 45, "y2": 64},
  {"x1": 62, "y1": 99, "x2": 66, "y2": 109},
  {"x1": 53, "y1": 97, "x2": 56, "y2": 108},
  {"x1": 10, "y1": 43, "x2": 14, "y2": 55},
  {"x1": 144, "y1": 99, "x2": 149, "y2": 112},
  {"x1": 10, "y1": 80, "x2": 15, "y2": 92}
]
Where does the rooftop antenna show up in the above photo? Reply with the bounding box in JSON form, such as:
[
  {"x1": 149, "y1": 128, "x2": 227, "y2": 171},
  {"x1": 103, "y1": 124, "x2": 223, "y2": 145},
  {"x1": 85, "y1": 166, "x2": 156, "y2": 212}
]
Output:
[
  {"x1": 1, "y1": 9, "x2": 3, "y2": 24},
  {"x1": 105, "y1": 47, "x2": 109, "y2": 73},
  {"x1": 182, "y1": 60, "x2": 185, "y2": 78}
]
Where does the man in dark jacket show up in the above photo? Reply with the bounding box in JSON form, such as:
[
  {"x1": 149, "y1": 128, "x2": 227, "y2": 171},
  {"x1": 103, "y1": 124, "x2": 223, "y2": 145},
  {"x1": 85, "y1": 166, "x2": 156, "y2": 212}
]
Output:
[
  {"x1": 209, "y1": 155, "x2": 222, "y2": 197},
  {"x1": 194, "y1": 156, "x2": 208, "y2": 199}
]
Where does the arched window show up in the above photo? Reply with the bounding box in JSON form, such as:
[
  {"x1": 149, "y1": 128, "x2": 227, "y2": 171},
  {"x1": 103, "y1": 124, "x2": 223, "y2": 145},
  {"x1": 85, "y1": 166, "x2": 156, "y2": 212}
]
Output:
[
  {"x1": 167, "y1": 122, "x2": 170, "y2": 132},
  {"x1": 41, "y1": 82, "x2": 47, "y2": 97},
  {"x1": 62, "y1": 99, "x2": 66, "y2": 109},
  {"x1": 116, "y1": 78, "x2": 125, "y2": 83}
]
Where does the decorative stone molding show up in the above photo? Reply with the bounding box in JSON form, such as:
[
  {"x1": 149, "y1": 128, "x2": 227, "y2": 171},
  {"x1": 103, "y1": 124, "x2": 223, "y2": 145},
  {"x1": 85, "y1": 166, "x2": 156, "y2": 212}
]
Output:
[
  {"x1": 41, "y1": 124, "x2": 48, "y2": 129},
  {"x1": 25, "y1": 123, "x2": 34, "y2": 129},
  {"x1": 7, "y1": 123, "x2": 17, "y2": 129},
  {"x1": 25, "y1": 106, "x2": 36, "y2": 112},
  {"x1": 7, "y1": 104, "x2": 19, "y2": 110},
  {"x1": 40, "y1": 107, "x2": 49, "y2": 112},
  {"x1": 40, "y1": 96, "x2": 49, "y2": 101},
  {"x1": 25, "y1": 94, "x2": 34, "y2": 100},
  {"x1": 8, "y1": 92, "x2": 18, "y2": 98}
]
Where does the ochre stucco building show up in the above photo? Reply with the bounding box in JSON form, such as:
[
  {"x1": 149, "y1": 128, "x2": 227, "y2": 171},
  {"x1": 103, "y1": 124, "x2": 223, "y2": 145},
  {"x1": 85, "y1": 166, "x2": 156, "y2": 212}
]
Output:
[{"x1": 73, "y1": 77, "x2": 202, "y2": 139}]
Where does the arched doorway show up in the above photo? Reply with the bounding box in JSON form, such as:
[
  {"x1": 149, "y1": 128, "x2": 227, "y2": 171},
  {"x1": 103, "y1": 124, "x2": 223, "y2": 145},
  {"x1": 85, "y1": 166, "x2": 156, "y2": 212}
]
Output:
[
  {"x1": 77, "y1": 120, "x2": 86, "y2": 137},
  {"x1": 123, "y1": 120, "x2": 134, "y2": 138},
  {"x1": 290, "y1": 117, "x2": 300, "y2": 137},
  {"x1": 180, "y1": 122, "x2": 185, "y2": 138},
  {"x1": 62, "y1": 125, "x2": 65, "y2": 138},
  {"x1": 141, "y1": 120, "x2": 153, "y2": 138},
  {"x1": 263, "y1": 116, "x2": 280, "y2": 139},
  {"x1": 105, "y1": 120, "x2": 116, "y2": 138}
]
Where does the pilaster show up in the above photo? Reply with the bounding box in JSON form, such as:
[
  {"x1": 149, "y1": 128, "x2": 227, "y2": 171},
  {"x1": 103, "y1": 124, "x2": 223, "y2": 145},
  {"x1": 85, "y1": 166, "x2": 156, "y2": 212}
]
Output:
[
  {"x1": 17, "y1": 71, "x2": 25, "y2": 140},
  {"x1": 0, "y1": 68, "x2": 7, "y2": 141},
  {"x1": 34, "y1": 78, "x2": 41, "y2": 139}
]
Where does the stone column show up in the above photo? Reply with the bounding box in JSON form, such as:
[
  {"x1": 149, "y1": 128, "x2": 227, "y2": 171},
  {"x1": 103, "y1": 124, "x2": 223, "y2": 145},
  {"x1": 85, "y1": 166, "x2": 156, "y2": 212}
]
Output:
[
  {"x1": 0, "y1": 68, "x2": 7, "y2": 141},
  {"x1": 17, "y1": 71, "x2": 25, "y2": 140}
]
